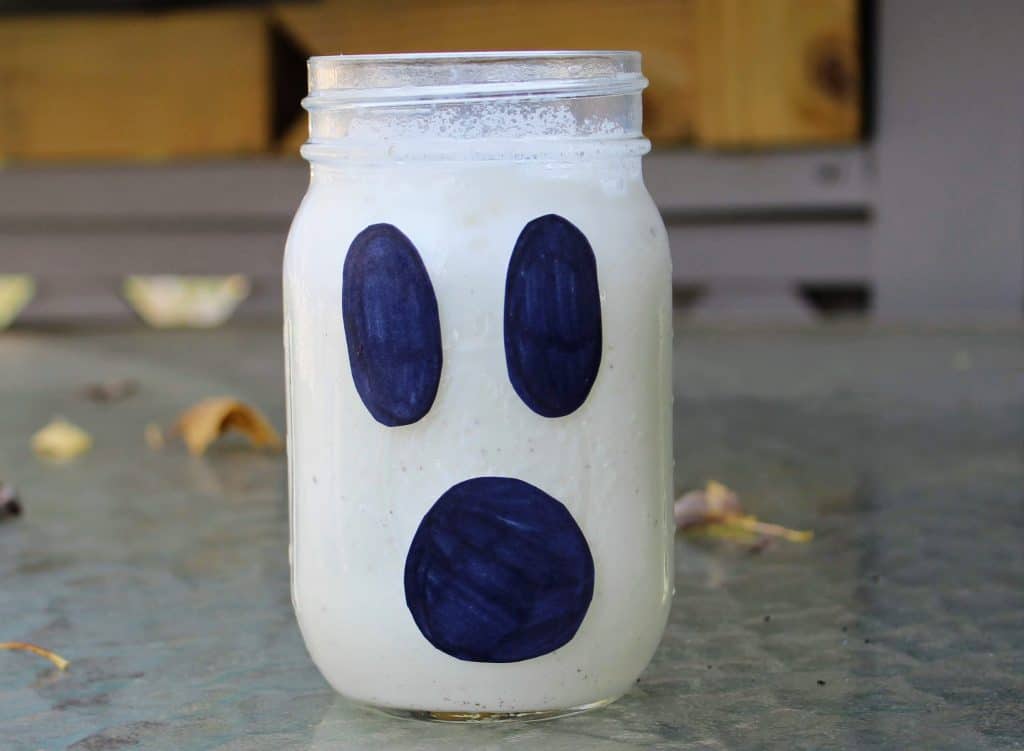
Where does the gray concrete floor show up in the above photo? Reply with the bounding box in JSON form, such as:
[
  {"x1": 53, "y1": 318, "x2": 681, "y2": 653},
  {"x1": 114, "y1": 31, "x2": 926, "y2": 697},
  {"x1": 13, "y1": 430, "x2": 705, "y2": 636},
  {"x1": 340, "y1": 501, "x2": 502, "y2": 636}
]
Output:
[{"x1": 1, "y1": 321, "x2": 1022, "y2": 749}]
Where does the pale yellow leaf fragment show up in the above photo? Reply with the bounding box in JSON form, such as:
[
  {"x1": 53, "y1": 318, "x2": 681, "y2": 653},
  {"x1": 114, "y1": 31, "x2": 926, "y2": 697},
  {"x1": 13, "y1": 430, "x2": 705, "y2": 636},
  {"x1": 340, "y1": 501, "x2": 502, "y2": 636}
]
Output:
[
  {"x1": 0, "y1": 275, "x2": 35, "y2": 329},
  {"x1": 173, "y1": 397, "x2": 282, "y2": 456},
  {"x1": 123, "y1": 275, "x2": 249, "y2": 328},
  {"x1": 31, "y1": 418, "x2": 93, "y2": 461},
  {"x1": 0, "y1": 641, "x2": 70, "y2": 671}
]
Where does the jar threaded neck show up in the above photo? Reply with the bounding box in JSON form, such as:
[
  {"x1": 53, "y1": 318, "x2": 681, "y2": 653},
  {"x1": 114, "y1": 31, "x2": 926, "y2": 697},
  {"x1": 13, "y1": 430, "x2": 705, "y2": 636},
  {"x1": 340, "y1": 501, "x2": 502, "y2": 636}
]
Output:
[{"x1": 301, "y1": 51, "x2": 649, "y2": 162}]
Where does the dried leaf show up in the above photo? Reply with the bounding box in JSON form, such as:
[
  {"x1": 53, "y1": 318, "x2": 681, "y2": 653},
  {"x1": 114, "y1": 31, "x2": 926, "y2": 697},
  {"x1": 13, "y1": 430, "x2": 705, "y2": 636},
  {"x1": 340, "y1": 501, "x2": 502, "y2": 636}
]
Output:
[
  {"x1": 722, "y1": 514, "x2": 814, "y2": 543},
  {"x1": 123, "y1": 275, "x2": 249, "y2": 329},
  {"x1": 676, "y1": 480, "x2": 813, "y2": 544},
  {"x1": 0, "y1": 641, "x2": 69, "y2": 671},
  {"x1": 32, "y1": 418, "x2": 93, "y2": 461},
  {"x1": 172, "y1": 397, "x2": 282, "y2": 456},
  {"x1": 0, "y1": 275, "x2": 35, "y2": 329},
  {"x1": 688, "y1": 523, "x2": 760, "y2": 543},
  {"x1": 0, "y1": 482, "x2": 21, "y2": 522},
  {"x1": 81, "y1": 378, "x2": 138, "y2": 403},
  {"x1": 144, "y1": 422, "x2": 165, "y2": 451},
  {"x1": 674, "y1": 480, "x2": 742, "y2": 528}
]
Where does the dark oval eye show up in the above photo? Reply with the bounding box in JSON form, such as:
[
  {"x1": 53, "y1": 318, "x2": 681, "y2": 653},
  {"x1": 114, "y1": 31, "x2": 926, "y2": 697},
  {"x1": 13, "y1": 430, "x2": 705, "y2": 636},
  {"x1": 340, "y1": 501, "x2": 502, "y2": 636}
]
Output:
[
  {"x1": 504, "y1": 214, "x2": 602, "y2": 418},
  {"x1": 342, "y1": 223, "x2": 442, "y2": 427}
]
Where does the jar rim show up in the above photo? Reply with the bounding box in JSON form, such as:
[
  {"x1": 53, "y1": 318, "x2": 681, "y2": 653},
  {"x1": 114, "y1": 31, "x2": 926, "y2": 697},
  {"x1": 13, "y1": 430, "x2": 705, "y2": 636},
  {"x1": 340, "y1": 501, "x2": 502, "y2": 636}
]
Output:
[{"x1": 305, "y1": 50, "x2": 647, "y2": 107}]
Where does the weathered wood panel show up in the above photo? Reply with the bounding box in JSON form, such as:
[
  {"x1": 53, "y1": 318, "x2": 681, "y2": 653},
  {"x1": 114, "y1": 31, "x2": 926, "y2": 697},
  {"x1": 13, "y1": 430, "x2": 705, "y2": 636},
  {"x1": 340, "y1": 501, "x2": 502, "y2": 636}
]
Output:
[
  {"x1": 694, "y1": 0, "x2": 861, "y2": 147},
  {"x1": 0, "y1": 9, "x2": 270, "y2": 161}
]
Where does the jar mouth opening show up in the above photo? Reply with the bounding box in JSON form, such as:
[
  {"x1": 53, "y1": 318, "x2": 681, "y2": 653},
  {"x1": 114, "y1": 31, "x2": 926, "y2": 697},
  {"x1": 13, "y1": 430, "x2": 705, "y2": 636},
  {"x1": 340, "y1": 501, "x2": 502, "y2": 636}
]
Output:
[{"x1": 305, "y1": 50, "x2": 647, "y2": 108}]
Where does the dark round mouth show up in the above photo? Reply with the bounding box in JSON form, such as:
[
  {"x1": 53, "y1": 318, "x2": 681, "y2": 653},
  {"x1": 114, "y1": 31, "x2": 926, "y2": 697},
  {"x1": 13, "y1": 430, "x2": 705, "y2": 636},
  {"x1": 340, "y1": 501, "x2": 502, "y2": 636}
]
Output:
[{"x1": 404, "y1": 476, "x2": 594, "y2": 663}]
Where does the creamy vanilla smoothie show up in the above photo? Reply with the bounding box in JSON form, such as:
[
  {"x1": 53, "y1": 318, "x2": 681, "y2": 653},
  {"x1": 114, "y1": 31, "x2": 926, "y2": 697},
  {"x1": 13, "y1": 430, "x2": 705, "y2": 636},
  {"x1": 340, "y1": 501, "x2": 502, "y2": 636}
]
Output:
[{"x1": 285, "y1": 52, "x2": 673, "y2": 719}]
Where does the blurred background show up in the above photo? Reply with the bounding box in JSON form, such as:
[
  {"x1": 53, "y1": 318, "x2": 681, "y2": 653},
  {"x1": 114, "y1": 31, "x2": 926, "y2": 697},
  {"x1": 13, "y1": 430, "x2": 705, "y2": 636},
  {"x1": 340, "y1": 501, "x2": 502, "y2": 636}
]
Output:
[{"x1": 0, "y1": 0, "x2": 1021, "y2": 326}]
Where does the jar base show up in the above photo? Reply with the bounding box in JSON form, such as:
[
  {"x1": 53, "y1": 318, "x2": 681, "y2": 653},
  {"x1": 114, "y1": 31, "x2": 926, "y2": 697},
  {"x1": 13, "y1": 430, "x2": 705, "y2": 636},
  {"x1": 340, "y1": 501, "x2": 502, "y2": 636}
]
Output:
[{"x1": 367, "y1": 696, "x2": 618, "y2": 723}]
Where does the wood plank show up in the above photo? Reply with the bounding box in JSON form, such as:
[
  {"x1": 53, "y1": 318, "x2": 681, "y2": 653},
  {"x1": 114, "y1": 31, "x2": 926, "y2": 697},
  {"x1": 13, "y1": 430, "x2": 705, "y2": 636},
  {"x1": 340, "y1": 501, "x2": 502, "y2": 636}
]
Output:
[
  {"x1": 10, "y1": 220, "x2": 869, "y2": 284},
  {"x1": 0, "y1": 149, "x2": 870, "y2": 221},
  {"x1": 0, "y1": 230, "x2": 285, "y2": 275},
  {"x1": 694, "y1": 0, "x2": 861, "y2": 147},
  {"x1": 0, "y1": 147, "x2": 874, "y2": 220},
  {"x1": 0, "y1": 150, "x2": 874, "y2": 323},
  {"x1": 0, "y1": 9, "x2": 270, "y2": 161},
  {"x1": 9, "y1": 219, "x2": 870, "y2": 323},
  {"x1": 272, "y1": 0, "x2": 696, "y2": 144},
  {"x1": 0, "y1": 160, "x2": 306, "y2": 220},
  {"x1": 668, "y1": 220, "x2": 869, "y2": 283},
  {"x1": 644, "y1": 148, "x2": 870, "y2": 213}
]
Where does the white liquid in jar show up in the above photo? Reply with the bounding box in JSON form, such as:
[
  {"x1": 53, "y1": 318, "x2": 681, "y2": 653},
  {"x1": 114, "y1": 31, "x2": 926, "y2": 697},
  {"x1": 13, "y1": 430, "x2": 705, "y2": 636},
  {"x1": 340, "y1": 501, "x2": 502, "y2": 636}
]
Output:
[{"x1": 285, "y1": 156, "x2": 673, "y2": 714}]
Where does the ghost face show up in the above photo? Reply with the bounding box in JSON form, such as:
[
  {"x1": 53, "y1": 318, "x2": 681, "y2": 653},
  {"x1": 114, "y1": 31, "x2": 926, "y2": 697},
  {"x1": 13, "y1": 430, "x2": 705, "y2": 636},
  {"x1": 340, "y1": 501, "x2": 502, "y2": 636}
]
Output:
[{"x1": 341, "y1": 214, "x2": 603, "y2": 664}]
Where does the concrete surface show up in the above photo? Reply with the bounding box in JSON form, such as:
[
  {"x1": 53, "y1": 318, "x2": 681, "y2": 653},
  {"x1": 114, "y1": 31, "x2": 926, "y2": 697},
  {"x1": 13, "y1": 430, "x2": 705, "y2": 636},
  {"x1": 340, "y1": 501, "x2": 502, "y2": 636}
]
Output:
[{"x1": 1, "y1": 320, "x2": 1022, "y2": 749}]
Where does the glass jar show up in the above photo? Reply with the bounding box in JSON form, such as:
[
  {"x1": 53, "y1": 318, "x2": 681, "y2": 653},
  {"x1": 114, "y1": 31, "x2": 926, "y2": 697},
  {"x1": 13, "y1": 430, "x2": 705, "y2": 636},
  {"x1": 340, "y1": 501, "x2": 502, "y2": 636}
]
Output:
[{"x1": 284, "y1": 51, "x2": 673, "y2": 721}]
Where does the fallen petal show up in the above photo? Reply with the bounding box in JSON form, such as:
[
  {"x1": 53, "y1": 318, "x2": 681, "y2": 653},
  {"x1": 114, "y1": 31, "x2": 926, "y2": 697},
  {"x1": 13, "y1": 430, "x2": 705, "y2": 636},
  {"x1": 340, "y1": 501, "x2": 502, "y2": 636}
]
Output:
[
  {"x1": 674, "y1": 480, "x2": 742, "y2": 528},
  {"x1": 674, "y1": 490, "x2": 719, "y2": 528},
  {"x1": 704, "y1": 480, "x2": 741, "y2": 515},
  {"x1": 676, "y1": 480, "x2": 813, "y2": 544}
]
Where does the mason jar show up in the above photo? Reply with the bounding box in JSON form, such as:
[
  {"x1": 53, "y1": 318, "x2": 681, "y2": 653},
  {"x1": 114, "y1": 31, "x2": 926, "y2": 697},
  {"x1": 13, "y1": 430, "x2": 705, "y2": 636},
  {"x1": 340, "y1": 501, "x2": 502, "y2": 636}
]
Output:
[{"x1": 284, "y1": 51, "x2": 673, "y2": 721}]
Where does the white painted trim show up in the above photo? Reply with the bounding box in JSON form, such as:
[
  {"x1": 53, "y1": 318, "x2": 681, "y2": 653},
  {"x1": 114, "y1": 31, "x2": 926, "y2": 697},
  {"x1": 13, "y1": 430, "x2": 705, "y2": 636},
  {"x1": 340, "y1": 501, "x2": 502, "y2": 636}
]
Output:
[
  {"x1": 646, "y1": 149, "x2": 872, "y2": 214},
  {"x1": 669, "y1": 221, "x2": 869, "y2": 284}
]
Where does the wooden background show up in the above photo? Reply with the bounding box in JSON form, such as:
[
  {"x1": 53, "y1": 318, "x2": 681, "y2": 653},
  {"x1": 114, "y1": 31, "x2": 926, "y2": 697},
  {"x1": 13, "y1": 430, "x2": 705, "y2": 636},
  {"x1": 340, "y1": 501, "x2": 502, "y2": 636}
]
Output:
[
  {"x1": 0, "y1": 0, "x2": 863, "y2": 161},
  {"x1": 3, "y1": 1, "x2": 1020, "y2": 322}
]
